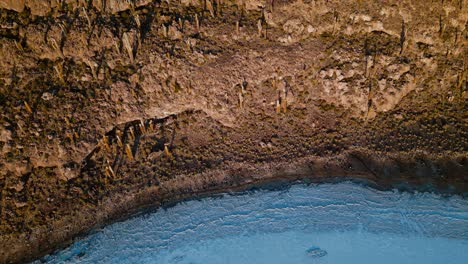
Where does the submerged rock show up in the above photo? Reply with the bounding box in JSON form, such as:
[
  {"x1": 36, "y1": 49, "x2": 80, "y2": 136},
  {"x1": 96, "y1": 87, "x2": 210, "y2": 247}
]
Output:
[{"x1": 306, "y1": 246, "x2": 328, "y2": 258}]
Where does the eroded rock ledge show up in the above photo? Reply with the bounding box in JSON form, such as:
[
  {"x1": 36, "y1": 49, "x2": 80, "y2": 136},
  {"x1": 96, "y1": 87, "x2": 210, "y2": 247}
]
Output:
[{"x1": 0, "y1": 0, "x2": 466, "y2": 263}]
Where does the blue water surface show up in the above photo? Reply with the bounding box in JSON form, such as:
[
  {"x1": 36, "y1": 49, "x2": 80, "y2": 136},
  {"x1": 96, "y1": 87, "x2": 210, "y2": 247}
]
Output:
[{"x1": 41, "y1": 182, "x2": 468, "y2": 264}]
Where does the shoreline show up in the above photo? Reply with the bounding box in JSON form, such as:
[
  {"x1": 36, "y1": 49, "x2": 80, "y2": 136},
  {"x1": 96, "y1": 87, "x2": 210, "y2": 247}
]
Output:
[
  {"x1": 0, "y1": 1, "x2": 467, "y2": 263},
  {"x1": 2, "y1": 150, "x2": 466, "y2": 264}
]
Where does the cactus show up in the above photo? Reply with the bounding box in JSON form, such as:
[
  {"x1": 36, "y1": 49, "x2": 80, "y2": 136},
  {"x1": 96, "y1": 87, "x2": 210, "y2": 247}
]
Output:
[
  {"x1": 178, "y1": 18, "x2": 184, "y2": 31},
  {"x1": 128, "y1": 127, "x2": 135, "y2": 141},
  {"x1": 53, "y1": 62, "x2": 65, "y2": 83},
  {"x1": 366, "y1": 82, "x2": 375, "y2": 119},
  {"x1": 104, "y1": 166, "x2": 111, "y2": 178},
  {"x1": 133, "y1": 13, "x2": 142, "y2": 47},
  {"x1": 50, "y1": 38, "x2": 64, "y2": 58},
  {"x1": 148, "y1": 120, "x2": 154, "y2": 132},
  {"x1": 164, "y1": 144, "x2": 173, "y2": 159},
  {"x1": 116, "y1": 135, "x2": 123, "y2": 147},
  {"x1": 82, "y1": 7, "x2": 93, "y2": 31},
  {"x1": 238, "y1": 92, "x2": 244, "y2": 109},
  {"x1": 104, "y1": 159, "x2": 116, "y2": 178},
  {"x1": 14, "y1": 40, "x2": 24, "y2": 51},
  {"x1": 105, "y1": 165, "x2": 116, "y2": 178},
  {"x1": 457, "y1": 63, "x2": 466, "y2": 99},
  {"x1": 83, "y1": 59, "x2": 98, "y2": 80},
  {"x1": 24, "y1": 101, "x2": 33, "y2": 114},
  {"x1": 114, "y1": 41, "x2": 121, "y2": 54},
  {"x1": 125, "y1": 144, "x2": 134, "y2": 160},
  {"x1": 439, "y1": 15, "x2": 445, "y2": 37},
  {"x1": 161, "y1": 24, "x2": 168, "y2": 38},
  {"x1": 100, "y1": 136, "x2": 111, "y2": 151},
  {"x1": 66, "y1": 132, "x2": 74, "y2": 144},
  {"x1": 281, "y1": 95, "x2": 287, "y2": 113},
  {"x1": 257, "y1": 19, "x2": 263, "y2": 37},
  {"x1": 122, "y1": 32, "x2": 134, "y2": 63},
  {"x1": 134, "y1": 13, "x2": 141, "y2": 29},
  {"x1": 399, "y1": 20, "x2": 406, "y2": 55},
  {"x1": 195, "y1": 14, "x2": 200, "y2": 32},
  {"x1": 216, "y1": 0, "x2": 222, "y2": 16},
  {"x1": 207, "y1": 0, "x2": 215, "y2": 17},
  {"x1": 58, "y1": 21, "x2": 67, "y2": 41},
  {"x1": 139, "y1": 120, "x2": 146, "y2": 134}
]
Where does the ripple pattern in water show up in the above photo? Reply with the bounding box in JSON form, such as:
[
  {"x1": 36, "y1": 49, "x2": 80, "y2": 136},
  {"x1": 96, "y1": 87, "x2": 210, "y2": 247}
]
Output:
[{"x1": 41, "y1": 182, "x2": 468, "y2": 264}]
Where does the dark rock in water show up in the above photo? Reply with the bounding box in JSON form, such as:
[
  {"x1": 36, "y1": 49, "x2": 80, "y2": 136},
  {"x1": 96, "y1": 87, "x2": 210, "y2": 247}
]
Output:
[
  {"x1": 306, "y1": 246, "x2": 328, "y2": 258},
  {"x1": 171, "y1": 255, "x2": 185, "y2": 262}
]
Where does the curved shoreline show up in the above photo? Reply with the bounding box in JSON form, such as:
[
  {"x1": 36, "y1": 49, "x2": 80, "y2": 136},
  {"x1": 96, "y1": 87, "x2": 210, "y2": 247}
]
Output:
[
  {"x1": 1, "y1": 150, "x2": 466, "y2": 263},
  {"x1": 0, "y1": 1, "x2": 467, "y2": 263},
  {"x1": 44, "y1": 180, "x2": 468, "y2": 264}
]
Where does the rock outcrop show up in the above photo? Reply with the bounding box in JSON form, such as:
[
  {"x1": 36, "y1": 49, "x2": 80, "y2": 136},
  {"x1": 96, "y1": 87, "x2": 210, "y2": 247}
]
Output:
[
  {"x1": 0, "y1": 0, "x2": 152, "y2": 15},
  {"x1": 0, "y1": 0, "x2": 466, "y2": 263}
]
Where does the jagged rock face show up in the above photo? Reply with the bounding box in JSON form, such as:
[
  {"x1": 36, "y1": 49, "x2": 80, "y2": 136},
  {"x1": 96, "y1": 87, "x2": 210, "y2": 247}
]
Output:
[
  {"x1": 0, "y1": 0, "x2": 152, "y2": 15},
  {"x1": 0, "y1": 0, "x2": 25, "y2": 13},
  {"x1": 0, "y1": 0, "x2": 466, "y2": 263}
]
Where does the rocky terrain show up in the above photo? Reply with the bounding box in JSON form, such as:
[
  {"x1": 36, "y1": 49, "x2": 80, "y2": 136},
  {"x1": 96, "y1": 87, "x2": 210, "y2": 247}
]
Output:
[{"x1": 0, "y1": 0, "x2": 466, "y2": 263}]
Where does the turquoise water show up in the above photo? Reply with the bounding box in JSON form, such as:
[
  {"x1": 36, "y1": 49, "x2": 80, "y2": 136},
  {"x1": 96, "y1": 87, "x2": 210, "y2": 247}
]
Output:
[{"x1": 42, "y1": 182, "x2": 468, "y2": 263}]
